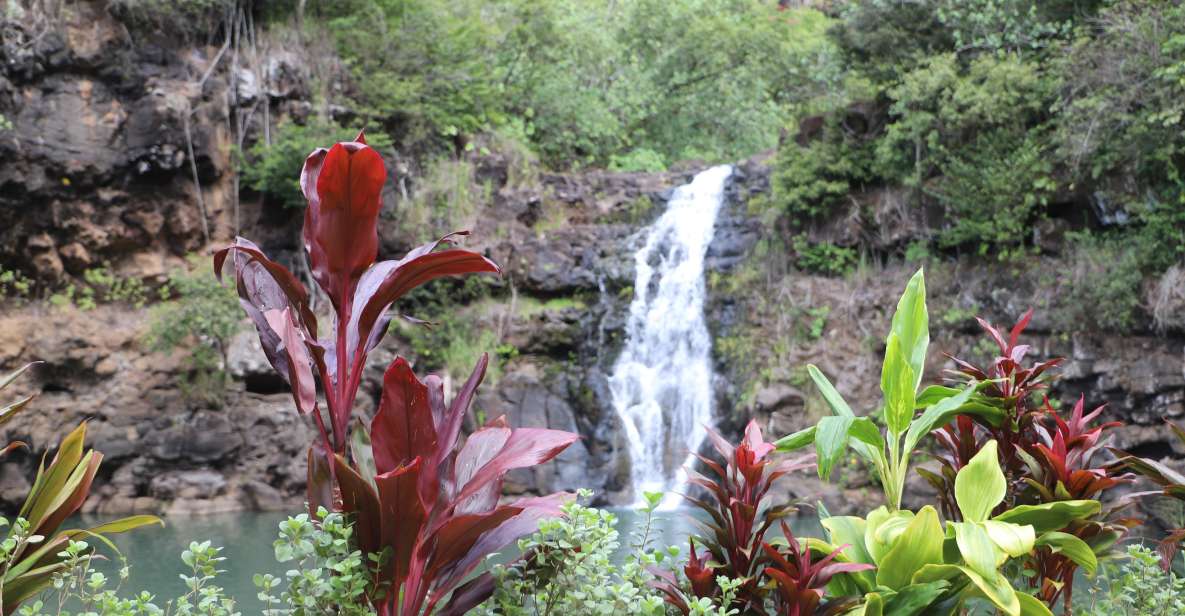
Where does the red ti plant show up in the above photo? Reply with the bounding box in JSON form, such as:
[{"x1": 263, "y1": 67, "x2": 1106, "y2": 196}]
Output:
[
  {"x1": 761, "y1": 522, "x2": 870, "y2": 616},
  {"x1": 651, "y1": 420, "x2": 815, "y2": 614},
  {"x1": 334, "y1": 355, "x2": 578, "y2": 615},
  {"x1": 926, "y1": 310, "x2": 1134, "y2": 613},
  {"x1": 1022, "y1": 396, "x2": 1135, "y2": 612},
  {"x1": 944, "y1": 309, "x2": 1063, "y2": 486},
  {"x1": 922, "y1": 310, "x2": 1064, "y2": 518},
  {"x1": 214, "y1": 131, "x2": 500, "y2": 484}
]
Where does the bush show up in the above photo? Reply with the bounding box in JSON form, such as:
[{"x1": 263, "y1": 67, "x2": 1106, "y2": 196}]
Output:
[
  {"x1": 1082, "y1": 544, "x2": 1185, "y2": 616},
  {"x1": 399, "y1": 158, "x2": 485, "y2": 244},
  {"x1": 479, "y1": 493, "x2": 668, "y2": 616},
  {"x1": 242, "y1": 121, "x2": 393, "y2": 209},
  {"x1": 1057, "y1": 232, "x2": 1147, "y2": 334},
  {"x1": 792, "y1": 236, "x2": 857, "y2": 277},
  {"x1": 768, "y1": 131, "x2": 875, "y2": 223},
  {"x1": 146, "y1": 257, "x2": 241, "y2": 406},
  {"x1": 15, "y1": 509, "x2": 372, "y2": 616},
  {"x1": 930, "y1": 128, "x2": 1054, "y2": 254},
  {"x1": 608, "y1": 148, "x2": 668, "y2": 173}
]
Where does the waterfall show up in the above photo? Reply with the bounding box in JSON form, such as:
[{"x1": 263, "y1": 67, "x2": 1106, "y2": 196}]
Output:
[{"x1": 609, "y1": 164, "x2": 732, "y2": 509}]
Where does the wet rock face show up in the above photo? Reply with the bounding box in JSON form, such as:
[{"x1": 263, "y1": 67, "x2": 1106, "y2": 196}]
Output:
[
  {"x1": 0, "y1": 307, "x2": 318, "y2": 514},
  {"x1": 0, "y1": 1, "x2": 224, "y2": 286}
]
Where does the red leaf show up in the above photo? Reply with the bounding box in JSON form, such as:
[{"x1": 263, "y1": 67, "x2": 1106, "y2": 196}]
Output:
[
  {"x1": 334, "y1": 454, "x2": 382, "y2": 558},
  {"x1": 306, "y1": 445, "x2": 334, "y2": 516},
  {"x1": 451, "y1": 426, "x2": 578, "y2": 509},
  {"x1": 263, "y1": 308, "x2": 317, "y2": 416},
  {"x1": 377, "y1": 457, "x2": 427, "y2": 594},
  {"x1": 371, "y1": 358, "x2": 438, "y2": 477},
  {"x1": 348, "y1": 247, "x2": 501, "y2": 363},
  {"x1": 301, "y1": 140, "x2": 386, "y2": 308},
  {"x1": 450, "y1": 424, "x2": 512, "y2": 513}
]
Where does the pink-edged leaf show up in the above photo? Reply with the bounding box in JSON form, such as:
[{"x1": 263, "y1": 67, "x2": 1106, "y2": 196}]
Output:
[
  {"x1": 301, "y1": 140, "x2": 386, "y2": 308},
  {"x1": 1008, "y1": 309, "x2": 1033, "y2": 349},
  {"x1": 450, "y1": 424, "x2": 512, "y2": 513},
  {"x1": 431, "y1": 493, "x2": 572, "y2": 595},
  {"x1": 215, "y1": 237, "x2": 316, "y2": 337},
  {"x1": 376, "y1": 457, "x2": 427, "y2": 593},
  {"x1": 263, "y1": 308, "x2": 317, "y2": 415},
  {"x1": 348, "y1": 248, "x2": 501, "y2": 363},
  {"x1": 452, "y1": 426, "x2": 578, "y2": 509},
  {"x1": 439, "y1": 354, "x2": 488, "y2": 459},
  {"x1": 742, "y1": 419, "x2": 775, "y2": 459},
  {"x1": 975, "y1": 316, "x2": 1008, "y2": 354},
  {"x1": 37, "y1": 450, "x2": 101, "y2": 538},
  {"x1": 333, "y1": 454, "x2": 382, "y2": 558}
]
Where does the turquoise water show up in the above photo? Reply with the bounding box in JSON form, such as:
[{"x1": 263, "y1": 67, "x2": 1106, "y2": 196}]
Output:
[{"x1": 79, "y1": 507, "x2": 722, "y2": 612}]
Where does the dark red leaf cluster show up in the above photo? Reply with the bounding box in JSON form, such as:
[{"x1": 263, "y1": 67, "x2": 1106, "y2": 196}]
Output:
[
  {"x1": 650, "y1": 420, "x2": 817, "y2": 614},
  {"x1": 214, "y1": 132, "x2": 577, "y2": 613},
  {"x1": 337, "y1": 356, "x2": 578, "y2": 616},
  {"x1": 214, "y1": 132, "x2": 500, "y2": 456},
  {"x1": 763, "y1": 521, "x2": 869, "y2": 616}
]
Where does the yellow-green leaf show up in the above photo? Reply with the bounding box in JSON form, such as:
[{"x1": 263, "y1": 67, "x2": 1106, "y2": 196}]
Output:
[
  {"x1": 889, "y1": 268, "x2": 929, "y2": 391},
  {"x1": 955, "y1": 440, "x2": 1005, "y2": 523},
  {"x1": 954, "y1": 522, "x2": 1000, "y2": 583},
  {"x1": 983, "y1": 520, "x2": 1035, "y2": 558},
  {"x1": 877, "y1": 506, "x2": 945, "y2": 590}
]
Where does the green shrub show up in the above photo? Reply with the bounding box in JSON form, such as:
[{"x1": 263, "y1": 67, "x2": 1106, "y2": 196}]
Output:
[
  {"x1": 1081, "y1": 544, "x2": 1185, "y2": 616},
  {"x1": 1053, "y1": 2, "x2": 1185, "y2": 196},
  {"x1": 47, "y1": 266, "x2": 148, "y2": 311},
  {"x1": 1057, "y1": 232, "x2": 1147, "y2": 334},
  {"x1": 768, "y1": 134, "x2": 873, "y2": 223},
  {"x1": 877, "y1": 52, "x2": 1051, "y2": 188},
  {"x1": 930, "y1": 128, "x2": 1054, "y2": 254},
  {"x1": 256, "y1": 509, "x2": 373, "y2": 615},
  {"x1": 400, "y1": 158, "x2": 485, "y2": 244},
  {"x1": 608, "y1": 148, "x2": 667, "y2": 173},
  {"x1": 146, "y1": 257, "x2": 241, "y2": 407},
  {"x1": 479, "y1": 492, "x2": 668, "y2": 616},
  {"x1": 792, "y1": 236, "x2": 857, "y2": 277},
  {"x1": 242, "y1": 121, "x2": 393, "y2": 209},
  {"x1": 0, "y1": 266, "x2": 32, "y2": 300}
]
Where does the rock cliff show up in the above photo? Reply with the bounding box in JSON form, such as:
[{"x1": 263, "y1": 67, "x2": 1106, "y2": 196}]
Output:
[{"x1": 2, "y1": 1, "x2": 1183, "y2": 518}]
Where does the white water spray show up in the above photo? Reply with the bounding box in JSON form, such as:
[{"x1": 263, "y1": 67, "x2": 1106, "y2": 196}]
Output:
[{"x1": 609, "y1": 164, "x2": 732, "y2": 509}]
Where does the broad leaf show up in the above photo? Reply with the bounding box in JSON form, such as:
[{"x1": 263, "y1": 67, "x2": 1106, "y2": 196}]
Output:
[
  {"x1": 889, "y1": 268, "x2": 929, "y2": 391},
  {"x1": 876, "y1": 506, "x2": 944, "y2": 590},
  {"x1": 992, "y1": 500, "x2": 1101, "y2": 533},
  {"x1": 300, "y1": 139, "x2": 385, "y2": 307},
  {"x1": 881, "y1": 334, "x2": 916, "y2": 437},
  {"x1": 775, "y1": 425, "x2": 816, "y2": 451},
  {"x1": 903, "y1": 384, "x2": 976, "y2": 453},
  {"x1": 816, "y1": 415, "x2": 854, "y2": 480},
  {"x1": 1035, "y1": 531, "x2": 1097, "y2": 574},
  {"x1": 953, "y1": 522, "x2": 999, "y2": 583},
  {"x1": 1016, "y1": 590, "x2": 1055, "y2": 616},
  {"x1": 983, "y1": 520, "x2": 1035, "y2": 558},
  {"x1": 955, "y1": 441, "x2": 1005, "y2": 523}
]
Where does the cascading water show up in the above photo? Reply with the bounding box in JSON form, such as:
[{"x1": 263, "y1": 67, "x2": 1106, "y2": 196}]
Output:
[{"x1": 609, "y1": 164, "x2": 732, "y2": 509}]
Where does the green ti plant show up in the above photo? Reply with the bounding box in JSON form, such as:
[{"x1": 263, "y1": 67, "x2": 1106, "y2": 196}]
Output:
[
  {"x1": 809, "y1": 440, "x2": 1102, "y2": 616},
  {"x1": 0, "y1": 423, "x2": 161, "y2": 614},
  {"x1": 777, "y1": 268, "x2": 998, "y2": 511}
]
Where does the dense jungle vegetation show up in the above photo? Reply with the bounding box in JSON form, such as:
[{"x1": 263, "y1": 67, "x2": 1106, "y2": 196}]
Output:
[{"x1": 5, "y1": 1, "x2": 1185, "y2": 615}]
